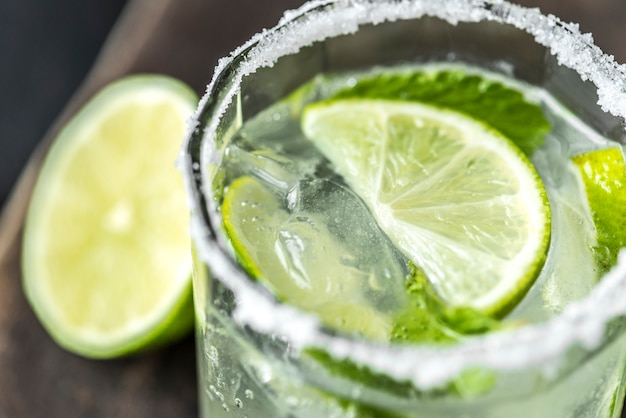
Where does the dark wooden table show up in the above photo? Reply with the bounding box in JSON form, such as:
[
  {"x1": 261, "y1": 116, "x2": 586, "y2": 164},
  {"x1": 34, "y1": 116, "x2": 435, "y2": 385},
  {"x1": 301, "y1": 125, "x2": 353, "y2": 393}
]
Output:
[{"x1": 1, "y1": 1, "x2": 625, "y2": 416}]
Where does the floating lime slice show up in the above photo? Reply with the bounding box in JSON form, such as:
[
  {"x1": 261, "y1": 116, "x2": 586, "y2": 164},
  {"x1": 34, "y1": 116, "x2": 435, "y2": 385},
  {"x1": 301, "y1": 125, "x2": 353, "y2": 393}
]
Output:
[
  {"x1": 222, "y1": 176, "x2": 392, "y2": 341},
  {"x1": 22, "y1": 75, "x2": 197, "y2": 358},
  {"x1": 302, "y1": 99, "x2": 551, "y2": 315}
]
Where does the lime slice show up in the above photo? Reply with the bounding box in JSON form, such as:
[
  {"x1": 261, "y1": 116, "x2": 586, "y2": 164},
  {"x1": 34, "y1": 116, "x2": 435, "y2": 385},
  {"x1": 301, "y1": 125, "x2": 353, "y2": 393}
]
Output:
[
  {"x1": 22, "y1": 75, "x2": 197, "y2": 358},
  {"x1": 222, "y1": 176, "x2": 392, "y2": 341},
  {"x1": 572, "y1": 146, "x2": 626, "y2": 274},
  {"x1": 302, "y1": 99, "x2": 551, "y2": 315}
]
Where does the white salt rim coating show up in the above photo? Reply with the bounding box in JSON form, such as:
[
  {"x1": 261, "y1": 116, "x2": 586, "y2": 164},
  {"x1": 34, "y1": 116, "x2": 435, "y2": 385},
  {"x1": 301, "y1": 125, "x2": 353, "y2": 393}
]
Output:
[{"x1": 181, "y1": 0, "x2": 626, "y2": 389}]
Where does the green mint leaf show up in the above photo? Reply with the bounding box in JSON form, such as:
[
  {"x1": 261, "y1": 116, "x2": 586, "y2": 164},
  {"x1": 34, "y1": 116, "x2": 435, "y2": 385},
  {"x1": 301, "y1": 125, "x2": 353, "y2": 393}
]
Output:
[
  {"x1": 390, "y1": 264, "x2": 501, "y2": 345},
  {"x1": 332, "y1": 69, "x2": 550, "y2": 155}
]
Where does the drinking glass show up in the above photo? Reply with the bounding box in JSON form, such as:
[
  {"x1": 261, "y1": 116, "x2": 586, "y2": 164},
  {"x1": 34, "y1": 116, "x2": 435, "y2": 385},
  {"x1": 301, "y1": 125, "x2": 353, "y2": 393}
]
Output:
[{"x1": 180, "y1": 1, "x2": 626, "y2": 416}]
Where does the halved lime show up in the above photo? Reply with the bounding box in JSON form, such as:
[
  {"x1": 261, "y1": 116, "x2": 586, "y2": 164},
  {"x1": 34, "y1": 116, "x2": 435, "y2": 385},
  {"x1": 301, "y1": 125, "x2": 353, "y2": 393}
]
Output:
[
  {"x1": 22, "y1": 75, "x2": 197, "y2": 358},
  {"x1": 302, "y1": 99, "x2": 551, "y2": 315}
]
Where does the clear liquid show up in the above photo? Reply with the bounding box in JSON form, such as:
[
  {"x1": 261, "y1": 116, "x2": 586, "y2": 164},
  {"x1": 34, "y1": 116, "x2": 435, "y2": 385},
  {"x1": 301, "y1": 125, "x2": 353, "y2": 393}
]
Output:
[
  {"x1": 195, "y1": 301, "x2": 626, "y2": 417},
  {"x1": 217, "y1": 64, "x2": 616, "y2": 333},
  {"x1": 198, "y1": 64, "x2": 626, "y2": 418}
]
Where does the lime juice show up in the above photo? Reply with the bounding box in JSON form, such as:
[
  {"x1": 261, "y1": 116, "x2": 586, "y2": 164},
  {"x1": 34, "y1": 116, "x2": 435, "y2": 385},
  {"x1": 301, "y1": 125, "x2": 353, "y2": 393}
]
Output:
[{"x1": 181, "y1": 1, "x2": 626, "y2": 417}]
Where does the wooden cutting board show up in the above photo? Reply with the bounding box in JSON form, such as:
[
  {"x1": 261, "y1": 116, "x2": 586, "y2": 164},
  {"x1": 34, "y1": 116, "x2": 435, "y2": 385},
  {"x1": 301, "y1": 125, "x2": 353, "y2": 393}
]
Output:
[
  {"x1": 0, "y1": 0, "x2": 624, "y2": 417},
  {"x1": 0, "y1": 0, "x2": 298, "y2": 416}
]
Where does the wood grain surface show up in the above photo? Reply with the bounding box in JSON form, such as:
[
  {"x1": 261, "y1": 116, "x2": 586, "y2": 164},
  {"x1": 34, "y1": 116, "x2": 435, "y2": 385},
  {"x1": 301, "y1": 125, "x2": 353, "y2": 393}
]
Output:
[{"x1": 0, "y1": 1, "x2": 625, "y2": 417}]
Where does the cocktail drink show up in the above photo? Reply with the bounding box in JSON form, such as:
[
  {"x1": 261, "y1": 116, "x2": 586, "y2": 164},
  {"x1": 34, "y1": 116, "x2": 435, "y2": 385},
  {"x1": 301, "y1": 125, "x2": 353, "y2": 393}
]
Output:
[{"x1": 181, "y1": 1, "x2": 626, "y2": 417}]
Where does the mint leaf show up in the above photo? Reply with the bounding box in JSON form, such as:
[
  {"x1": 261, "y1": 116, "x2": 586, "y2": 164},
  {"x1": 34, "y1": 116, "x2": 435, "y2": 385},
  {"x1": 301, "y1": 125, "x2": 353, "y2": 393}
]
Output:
[
  {"x1": 332, "y1": 69, "x2": 550, "y2": 155},
  {"x1": 305, "y1": 347, "x2": 461, "y2": 401},
  {"x1": 304, "y1": 267, "x2": 500, "y2": 401},
  {"x1": 390, "y1": 265, "x2": 501, "y2": 345},
  {"x1": 305, "y1": 345, "x2": 496, "y2": 401}
]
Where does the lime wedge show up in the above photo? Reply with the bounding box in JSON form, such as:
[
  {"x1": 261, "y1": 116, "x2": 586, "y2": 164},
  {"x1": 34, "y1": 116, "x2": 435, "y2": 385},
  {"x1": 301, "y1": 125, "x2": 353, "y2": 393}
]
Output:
[
  {"x1": 22, "y1": 75, "x2": 197, "y2": 358},
  {"x1": 222, "y1": 176, "x2": 392, "y2": 341},
  {"x1": 302, "y1": 99, "x2": 551, "y2": 315},
  {"x1": 572, "y1": 146, "x2": 626, "y2": 274}
]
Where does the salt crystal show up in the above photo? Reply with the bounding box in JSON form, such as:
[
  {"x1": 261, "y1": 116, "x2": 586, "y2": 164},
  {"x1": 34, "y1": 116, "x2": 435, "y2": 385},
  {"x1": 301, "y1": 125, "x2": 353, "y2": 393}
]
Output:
[{"x1": 180, "y1": 0, "x2": 626, "y2": 390}]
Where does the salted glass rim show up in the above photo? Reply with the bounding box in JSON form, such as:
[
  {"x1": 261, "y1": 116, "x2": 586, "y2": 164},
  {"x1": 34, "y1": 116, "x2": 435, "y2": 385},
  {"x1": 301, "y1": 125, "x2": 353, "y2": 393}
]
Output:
[{"x1": 181, "y1": 0, "x2": 626, "y2": 389}]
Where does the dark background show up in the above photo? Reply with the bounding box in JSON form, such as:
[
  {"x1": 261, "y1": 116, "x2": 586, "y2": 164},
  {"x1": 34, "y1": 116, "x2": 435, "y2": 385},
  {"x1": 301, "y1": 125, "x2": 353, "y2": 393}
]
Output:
[
  {"x1": 2, "y1": 0, "x2": 626, "y2": 208},
  {"x1": 1, "y1": 0, "x2": 626, "y2": 416},
  {"x1": 0, "y1": 1, "x2": 129, "y2": 206}
]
